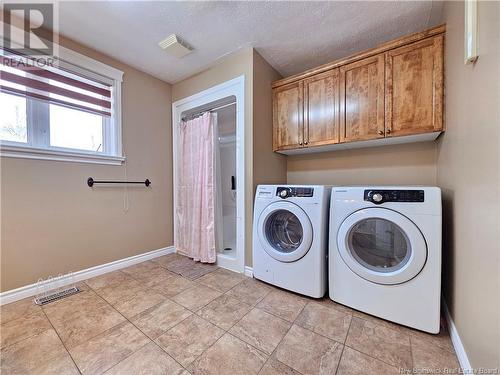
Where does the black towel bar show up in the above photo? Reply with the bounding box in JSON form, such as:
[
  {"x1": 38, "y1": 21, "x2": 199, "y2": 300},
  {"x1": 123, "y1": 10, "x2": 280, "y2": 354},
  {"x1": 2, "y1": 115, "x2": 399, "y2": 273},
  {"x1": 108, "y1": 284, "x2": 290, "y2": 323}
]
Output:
[{"x1": 87, "y1": 177, "x2": 151, "y2": 187}]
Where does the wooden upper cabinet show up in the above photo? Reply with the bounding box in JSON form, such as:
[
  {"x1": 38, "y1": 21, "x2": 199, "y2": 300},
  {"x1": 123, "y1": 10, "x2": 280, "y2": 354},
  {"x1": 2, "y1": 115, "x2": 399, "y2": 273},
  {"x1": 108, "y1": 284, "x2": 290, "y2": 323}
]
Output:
[
  {"x1": 385, "y1": 35, "x2": 444, "y2": 136},
  {"x1": 271, "y1": 25, "x2": 445, "y2": 154},
  {"x1": 273, "y1": 81, "x2": 304, "y2": 151},
  {"x1": 303, "y1": 69, "x2": 340, "y2": 147},
  {"x1": 340, "y1": 54, "x2": 385, "y2": 143}
]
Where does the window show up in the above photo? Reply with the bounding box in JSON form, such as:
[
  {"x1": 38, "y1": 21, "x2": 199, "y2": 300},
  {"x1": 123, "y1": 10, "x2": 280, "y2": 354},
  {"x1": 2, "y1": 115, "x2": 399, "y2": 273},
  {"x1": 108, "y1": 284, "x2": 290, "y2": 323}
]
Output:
[{"x1": 0, "y1": 45, "x2": 124, "y2": 165}]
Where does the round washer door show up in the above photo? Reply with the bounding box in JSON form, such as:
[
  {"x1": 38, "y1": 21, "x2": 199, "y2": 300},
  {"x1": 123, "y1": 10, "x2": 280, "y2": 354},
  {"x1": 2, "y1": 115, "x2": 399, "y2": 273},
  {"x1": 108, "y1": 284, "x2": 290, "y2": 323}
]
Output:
[
  {"x1": 337, "y1": 208, "x2": 427, "y2": 285},
  {"x1": 258, "y1": 201, "x2": 313, "y2": 262}
]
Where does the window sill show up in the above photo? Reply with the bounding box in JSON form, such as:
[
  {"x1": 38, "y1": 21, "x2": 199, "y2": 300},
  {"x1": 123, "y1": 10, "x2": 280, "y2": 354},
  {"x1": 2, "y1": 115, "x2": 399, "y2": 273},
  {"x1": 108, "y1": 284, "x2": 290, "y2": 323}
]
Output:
[{"x1": 0, "y1": 144, "x2": 125, "y2": 165}]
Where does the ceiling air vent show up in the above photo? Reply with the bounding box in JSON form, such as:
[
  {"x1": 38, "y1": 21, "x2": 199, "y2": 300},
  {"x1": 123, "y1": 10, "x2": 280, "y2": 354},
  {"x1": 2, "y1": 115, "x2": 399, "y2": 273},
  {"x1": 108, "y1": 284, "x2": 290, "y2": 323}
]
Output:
[{"x1": 158, "y1": 34, "x2": 193, "y2": 58}]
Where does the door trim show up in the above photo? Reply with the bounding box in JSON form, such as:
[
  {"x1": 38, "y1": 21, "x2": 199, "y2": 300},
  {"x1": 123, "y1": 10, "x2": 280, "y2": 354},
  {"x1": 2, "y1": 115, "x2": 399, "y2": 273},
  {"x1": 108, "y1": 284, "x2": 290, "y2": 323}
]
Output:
[{"x1": 172, "y1": 76, "x2": 245, "y2": 274}]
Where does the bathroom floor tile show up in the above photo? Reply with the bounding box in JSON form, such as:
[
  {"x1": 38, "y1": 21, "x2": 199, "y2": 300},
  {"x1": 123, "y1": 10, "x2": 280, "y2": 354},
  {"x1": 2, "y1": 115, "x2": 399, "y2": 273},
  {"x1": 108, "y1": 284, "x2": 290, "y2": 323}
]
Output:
[
  {"x1": 351, "y1": 310, "x2": 408, "y2": 333},
  {"x1": 258, "y1": 358, "x2": 302, "y2": 375},
  {"x1": 156, "y1": 314, "x2": 224, "y2": 367},
  {"x1": 411, "y1": 335, "x2": 460, "y2": 372},
  {"x1": 336, "y1": 346, "x2": 400, "y2": 375},
  {"x1": 85, "y1": 270, "x2": 131, "y2": 291},
  {"x1": 225, "y1": 278, "x2": 273, "y2": 306},
  {"x1": 197, "y1": 268, "x2": 245, "y2": 292},
  {"x1": 69, "y1": 321, "x2": 150, "y2": 374},
  {"x1": 43, "y1": 289, "x2": 108, "y2": 326},
  {"x1": 130, "y1": 299, "x2": 192, "y2": 339},
  {"x1": 172, "y1": 284, "x2": 222, "y2": 311},
  {"x1": 94, "y1": 277, "x2": 146, "y2": 306},
  {"x1": 0, "y1": 329, "x2": 75, "y2": 374},
  {"x1": 275, "y1": 324, "x2": 343, "y2": 375},
  {"x1": 0, "y1": 297, "x2": 42, "y2": 325},
  {"x1": 0, "y1": 310, "x2": 52, "y2": 349},
  {"x1": 295, "y1": 302, "x2": 352, "y2": 343},
  {"x1": 152, "y1": 253, "x2": 187, "y2": 268},
  {"x1": 256, "y1": 290, "x2": 308, "y2": 322},
  {"x1": 0, "y1": 258, "x2": 460, "y2": 374},
  {"x1": 121, "y1": 260, "x2": 167, "y2": 277},
  {"x1": 104, "y1": 342, "x2": 185, "y2": 375},
  {"x1": 162, "y1": 255, "x2": 199, "y2": 274},
  {"x1": 112, "y1": 290, "x2": 167, "y2": 319},
  {"x1": 230, "y1": 308, "x2": 290, "y2": 355},
  {"x1": 50, "y1": 303, "x2": 126, "y2": 349},
  {"x1": 180, "y1": 262, "x2": 219, "y2": 279},
  {"x1": 313, "y1": 297, "x2": 356, "y2": 315},
  {"x1": 197, "y1": 294, "x2": 251, "y2": 330},
  {"x1": 188, "y1": 333, "x2": 268, "y2": 375},
  {"x1": 134, "y1": 270, "x2": 178, "y2": 288},
  {"x1": 150, "y1": 275, "x2": 195, "y2": 297},
  {"x1": 345, "y1": 317, "x2": 412, "y2": 369},
  {"x1": 408, "y1": 326, "x2": 455, "y2": 353}
]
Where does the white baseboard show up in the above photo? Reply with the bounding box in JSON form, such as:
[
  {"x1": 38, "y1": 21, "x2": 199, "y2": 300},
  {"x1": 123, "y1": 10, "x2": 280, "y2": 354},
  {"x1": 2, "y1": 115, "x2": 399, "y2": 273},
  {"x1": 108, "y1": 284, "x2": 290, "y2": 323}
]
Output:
[
  {"x1": 244, "y1": 266, "x2": 253, "y2": 277},
  {"x1": 0, "y1": 246, "x2": 175, "y2": 306},
  {"x1": 442, "y1": 299, "x2": 472, "y2": 372}
]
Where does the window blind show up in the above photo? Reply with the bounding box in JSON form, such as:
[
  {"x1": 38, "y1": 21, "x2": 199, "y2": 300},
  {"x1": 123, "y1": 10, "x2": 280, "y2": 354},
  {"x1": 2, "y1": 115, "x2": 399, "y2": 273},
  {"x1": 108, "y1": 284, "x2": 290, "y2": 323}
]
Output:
[{"x1": 0, "y1": 53, "x2": 112, "y2": 117}]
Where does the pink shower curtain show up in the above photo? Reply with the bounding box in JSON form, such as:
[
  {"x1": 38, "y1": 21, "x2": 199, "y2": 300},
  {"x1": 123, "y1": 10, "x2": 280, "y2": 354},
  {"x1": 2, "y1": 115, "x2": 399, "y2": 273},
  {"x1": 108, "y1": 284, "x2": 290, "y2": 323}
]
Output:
[{"x1": 176, "y1": 112, "x2": 216, "y2": 263}]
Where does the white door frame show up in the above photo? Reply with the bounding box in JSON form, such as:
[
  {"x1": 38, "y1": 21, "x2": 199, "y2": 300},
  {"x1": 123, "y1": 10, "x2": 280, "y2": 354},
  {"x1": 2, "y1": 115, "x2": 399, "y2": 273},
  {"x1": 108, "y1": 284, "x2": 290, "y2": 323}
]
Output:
[{"x1": 172, "y1": 75, "x2": 245, "y2": 273}]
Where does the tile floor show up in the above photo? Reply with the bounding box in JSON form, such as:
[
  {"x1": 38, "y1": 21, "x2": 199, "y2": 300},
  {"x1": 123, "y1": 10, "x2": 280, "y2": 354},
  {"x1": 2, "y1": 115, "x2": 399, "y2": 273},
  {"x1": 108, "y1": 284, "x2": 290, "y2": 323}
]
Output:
[{"x1": 0, "y1": 253, "x2": 460, "y2": 375}]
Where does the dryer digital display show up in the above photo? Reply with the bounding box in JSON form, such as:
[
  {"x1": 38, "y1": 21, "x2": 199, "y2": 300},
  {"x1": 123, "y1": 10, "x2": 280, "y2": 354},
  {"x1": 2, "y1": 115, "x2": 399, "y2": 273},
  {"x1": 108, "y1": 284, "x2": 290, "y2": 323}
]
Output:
[
  {"x1": 364, "y1": 189, "x2": 424, "y2": 204},
  {"x1": 276, "y1": 187, "x2": 314, "y2": 198}
]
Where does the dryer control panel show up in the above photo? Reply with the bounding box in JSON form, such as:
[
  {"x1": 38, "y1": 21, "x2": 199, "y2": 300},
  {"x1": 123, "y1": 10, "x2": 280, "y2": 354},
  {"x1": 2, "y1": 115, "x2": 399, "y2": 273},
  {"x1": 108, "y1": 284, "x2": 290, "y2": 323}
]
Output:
[
  {"x1": 277, "y1": 186, "x2": 314, "y2": 199},
  {"x1": 364, "y1": 189, "x2": 424, "y2": 204}
]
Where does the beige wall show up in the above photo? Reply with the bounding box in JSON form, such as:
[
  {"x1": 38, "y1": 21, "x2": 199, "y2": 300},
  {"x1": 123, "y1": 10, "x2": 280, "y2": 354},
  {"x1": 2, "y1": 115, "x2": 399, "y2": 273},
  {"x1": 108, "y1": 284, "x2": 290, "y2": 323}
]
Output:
[
  {"x1": 0, "y1": 37, "x2": 173, "y2": 292},
  {"x1": 287, "y1": 142, "x2": 437, "y2": 186},
  {"x1": 437, "y1": 1, "x2": 500, "y2": 369},
  {"x1": 252, "y1": 51, "x2": 287, "y2": 259},
  {"x1": 252, "y1": 50, "x2": 287, "y2": 193}
]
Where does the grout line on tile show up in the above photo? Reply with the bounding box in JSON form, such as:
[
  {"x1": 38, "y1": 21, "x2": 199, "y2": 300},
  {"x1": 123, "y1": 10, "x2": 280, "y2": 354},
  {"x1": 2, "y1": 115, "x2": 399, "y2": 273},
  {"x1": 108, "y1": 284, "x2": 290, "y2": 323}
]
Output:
[
  {"x1": 40, "y1": 307, "x2": 83, "y2": 375},
  {"x1": 0, "y1": 310, "x2": 52, "y2": 350},
  {"x1": 333, "y1": 310, "x2": 354, "y2": 375}
]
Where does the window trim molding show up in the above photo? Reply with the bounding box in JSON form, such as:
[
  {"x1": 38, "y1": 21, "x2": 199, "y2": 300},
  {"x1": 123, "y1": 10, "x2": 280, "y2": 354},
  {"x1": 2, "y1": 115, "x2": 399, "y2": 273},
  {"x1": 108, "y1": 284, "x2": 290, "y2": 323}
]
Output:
[
  {"x1": 0, "y1": 143, "x2": 125, "y2": 165},
  {"x1": 1, "y1": 25, "x2": 125, "y2": 165}
]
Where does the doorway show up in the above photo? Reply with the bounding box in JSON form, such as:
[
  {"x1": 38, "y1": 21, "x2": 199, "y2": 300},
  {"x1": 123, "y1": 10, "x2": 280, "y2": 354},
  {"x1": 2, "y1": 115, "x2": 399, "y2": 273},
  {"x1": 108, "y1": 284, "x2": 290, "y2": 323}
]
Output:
[{"x1": 172, "y1": 76, "x2": 245, "y2": 273}]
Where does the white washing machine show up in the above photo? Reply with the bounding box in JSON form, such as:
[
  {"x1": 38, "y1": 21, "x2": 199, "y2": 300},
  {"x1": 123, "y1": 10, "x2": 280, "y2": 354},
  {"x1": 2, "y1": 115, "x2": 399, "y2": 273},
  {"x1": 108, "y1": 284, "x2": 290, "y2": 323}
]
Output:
[
  {"x1": 253, "y1": 185, "x2": 331, "y2": 298},
  {"x1": 329, "y1": 187, "x2": 442, "y2": 333}
]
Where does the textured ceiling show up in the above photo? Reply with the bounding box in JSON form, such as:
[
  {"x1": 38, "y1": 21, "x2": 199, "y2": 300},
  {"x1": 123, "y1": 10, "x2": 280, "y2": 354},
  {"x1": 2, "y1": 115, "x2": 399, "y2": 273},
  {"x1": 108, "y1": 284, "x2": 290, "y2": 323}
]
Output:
[{"x1": 58, "y1": 1, "x2": 443, "y2": 84}]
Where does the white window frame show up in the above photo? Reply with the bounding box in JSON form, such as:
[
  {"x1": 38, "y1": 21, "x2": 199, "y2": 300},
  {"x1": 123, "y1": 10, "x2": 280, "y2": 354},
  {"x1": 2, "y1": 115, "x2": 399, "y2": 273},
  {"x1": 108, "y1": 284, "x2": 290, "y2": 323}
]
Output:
[{"x1": 0, "y1": 33, "x2": 125, "y2": 165}]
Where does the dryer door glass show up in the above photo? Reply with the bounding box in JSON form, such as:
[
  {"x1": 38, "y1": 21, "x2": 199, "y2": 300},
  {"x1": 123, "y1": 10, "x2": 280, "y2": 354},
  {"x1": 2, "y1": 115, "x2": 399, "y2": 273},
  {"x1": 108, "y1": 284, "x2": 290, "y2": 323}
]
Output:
[
  {"x1": 257, "y1": 201, "x2": 313, "y2": 263},
  {"x1": 337, "y1": 208, "x2": 427, "y2": 285},
  {"x1": 265, "y1": 210, "x2": 303, "y2": 253},
  {"x1": 348, "y1": 218, "x2": 411, "y2": 273}
]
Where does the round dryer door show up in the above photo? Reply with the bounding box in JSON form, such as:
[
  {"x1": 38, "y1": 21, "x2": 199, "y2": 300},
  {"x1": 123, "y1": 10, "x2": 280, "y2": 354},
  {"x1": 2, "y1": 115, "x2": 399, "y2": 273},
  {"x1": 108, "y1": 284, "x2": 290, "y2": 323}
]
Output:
[
  {"x1": 257, "y1": 201, "x2": 313, "y2": 262},
  {"x1": 337, "y1": 208, "x2": 427, "y2": 285}
]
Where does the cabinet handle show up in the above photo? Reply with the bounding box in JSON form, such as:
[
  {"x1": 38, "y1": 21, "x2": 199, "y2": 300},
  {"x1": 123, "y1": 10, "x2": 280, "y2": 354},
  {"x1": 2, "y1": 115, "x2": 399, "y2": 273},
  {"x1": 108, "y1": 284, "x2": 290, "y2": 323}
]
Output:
[
  {"x1": 299, "y1": 141, "x2": 303, "y2": 145},
  {"x1": 304, "y1": 141, "x2": 308, "y2": 145},
  {"x1": 387, "y1": 129, "x2": 392, "y2": 134},
  {"x1": 378, "y1": 130, "x2": 384, "y2": 136}
]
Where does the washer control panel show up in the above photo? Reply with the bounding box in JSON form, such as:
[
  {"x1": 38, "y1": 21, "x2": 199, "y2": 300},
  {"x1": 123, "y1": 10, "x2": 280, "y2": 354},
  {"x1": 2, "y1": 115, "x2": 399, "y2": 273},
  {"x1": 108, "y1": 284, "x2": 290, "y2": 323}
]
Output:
[
  {"x1": 276, "y1": 186, "x2": 314, "y2": 199},
  {"x1": 364, "y1": 189, "x2": 424, "y2": 204}
]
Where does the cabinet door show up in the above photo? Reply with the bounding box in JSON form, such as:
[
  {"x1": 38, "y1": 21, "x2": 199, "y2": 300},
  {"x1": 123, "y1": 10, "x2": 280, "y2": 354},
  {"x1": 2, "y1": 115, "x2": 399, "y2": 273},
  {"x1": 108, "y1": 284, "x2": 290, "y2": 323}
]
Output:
[
  {"x1": 273, "y1": 81, "x2": 304, "y2": 151},
  {"x1": 340, "y1": 54, "x2": 385, "y2": 143},
  {"x1": 303, "y1": 69, "x2": 340, "y2": 147},
  {"x1": 385, "y1": 35, "x2": 443, "y2": 137}
]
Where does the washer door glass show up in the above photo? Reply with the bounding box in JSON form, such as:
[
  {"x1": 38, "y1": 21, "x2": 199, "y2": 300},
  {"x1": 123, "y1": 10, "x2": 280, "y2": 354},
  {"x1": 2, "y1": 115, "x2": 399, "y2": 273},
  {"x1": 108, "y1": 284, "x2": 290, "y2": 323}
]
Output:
[
  {"x1": 348, "y1": 218, "x2": 411, "y2": 273},
  {"x1": 265, "y1": 210, "x2": 303, "y2": 253},
  {"x1": 258, "y1": 201, "x2": 313, "y2": 262},
  {"x1": 337, "y1": 208, "x2": 427, "y2": 285}
]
